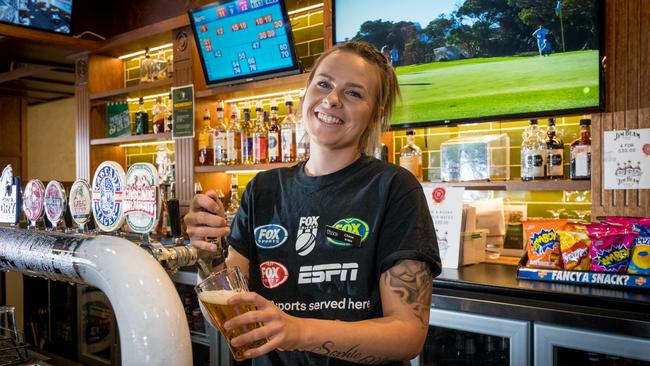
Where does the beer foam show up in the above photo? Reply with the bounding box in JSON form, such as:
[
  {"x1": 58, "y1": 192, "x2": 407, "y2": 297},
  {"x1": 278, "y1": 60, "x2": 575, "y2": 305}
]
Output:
[{"x1": 199, "y1": 290, "x2": 236, "y2": 304}]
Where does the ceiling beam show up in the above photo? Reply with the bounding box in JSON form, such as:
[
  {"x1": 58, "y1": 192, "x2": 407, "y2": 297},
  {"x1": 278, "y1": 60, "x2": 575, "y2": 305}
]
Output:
[
  {"x1": 0, "y1": 85, "x2": 73, "y2": 96},
  {"x1": 0, "y1": 64, "x2": 54, "y2": 83},
  {"x1": 22, "y1": 77, "x2": 75, "y2": 86}
]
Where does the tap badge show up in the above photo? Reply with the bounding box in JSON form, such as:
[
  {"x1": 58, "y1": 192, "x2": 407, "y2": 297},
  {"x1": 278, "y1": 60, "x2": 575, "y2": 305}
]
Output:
[
  {"x1": 69, "y1": 179, "x2": 92, "y2": 226},
  {"x1": 23, "y1": 179, "x2": 45, "y2": 224},
  {"x1": 92, "y1": 161, "x2": 126, "y2": 232},
  {"x1": 0, "y1": 165, "x2": 21, "y2": 225},
  {"x1": 44, "y1": 180, "x2": 67, "y2": 227},
  {"x1": 124, "y1": 163, "x2": 160, "y2": 234}
]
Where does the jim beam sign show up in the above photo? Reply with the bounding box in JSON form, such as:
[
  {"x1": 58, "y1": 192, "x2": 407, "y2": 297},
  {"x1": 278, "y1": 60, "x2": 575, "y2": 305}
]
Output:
[
  {"x1": 123, "y1": 163, "x2": 160, "y2": 234},
  {"x1": 0, "y1": 165, "x2": 21, "y2": 225},
  {"x1": 92, "y1": 161, "x2": 126, "y2": 232}
]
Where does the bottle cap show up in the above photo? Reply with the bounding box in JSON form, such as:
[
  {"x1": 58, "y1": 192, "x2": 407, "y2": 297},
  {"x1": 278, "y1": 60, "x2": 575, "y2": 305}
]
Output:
[
  {"x1": 579, "y1": 118, "x2": 591, "y2": 126},
  {"x1": 529, "y1": 119, "x2": 538, "y2": 124},
  {"x1": 256, "y1": 100, "x2": 263, "y2": 111},
  {"x1": 284, "y1": 95, "x2": 293, "y2": 106},
  {"x1": 271, "y1": 99, "x2": 278, "y2": 110},
  {"x1": 139, "y1": 97, "x2": 144, "y2": 104},
  {"x1": 217, "y1": 100, "x2": 224, "y2": 111}
]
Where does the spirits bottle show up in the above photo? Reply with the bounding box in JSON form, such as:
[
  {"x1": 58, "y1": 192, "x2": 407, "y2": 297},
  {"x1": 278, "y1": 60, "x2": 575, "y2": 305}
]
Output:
[
  {"x1": 545, "y1": 118, "x2": 564, "y2": 179},
  {"x1": 197, "y1": 108, "x2": 214, "y2": 166},
  {"x1": 252, "y1": 101, "x2": 268, "y2": 164},
  {"x1": 225, "y1": 175, "x2": 240, "y2": 223},
  {"x1": 296, "y1": 108, "x2": 310, "y2": 162},
  {"x1": 281, "y1": 97, "x2": 296, "y2": 162},
  {"x1": 240, "y1": 104, "x2": 253, "y2": 164},
  {"x1": 165, "y1": 92, "x2": 173, "y2": 132},
  {"x1": 140, "y1": 47, "x2": 155, "y2": 83},
  {"x1": 268, "y1": 100, "x2": 281, "y2": 163},
  {"x1": 570, "y1": 118, "x2": 592, "y2": 180},
  {"x1": 134, "y1": 97, "x2": 148, "y2": 135},
  {"x1": 399, "y1": 130, "x2": 423, "y2": 181},
  {"x1": 213, "y1": 101, "x2": 228, "y2": 166},
  {"x1": 152, "y1": 96, "x2": 166, "y2": 134},
  {"x1": 226, "y1": 105, "x2": 241, "y2": 165},
  {"x1": 375, "y1": 143, "x2": 389, "y2": 162},
  {"x1": 521, "y1": 119, "x2": 546, "y2": 181}
]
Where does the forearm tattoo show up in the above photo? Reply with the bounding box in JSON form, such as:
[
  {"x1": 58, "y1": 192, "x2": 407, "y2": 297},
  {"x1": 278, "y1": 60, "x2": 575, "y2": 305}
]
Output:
[{"x1": 385, "y1": 260, "x2": 433, "y2": 326}]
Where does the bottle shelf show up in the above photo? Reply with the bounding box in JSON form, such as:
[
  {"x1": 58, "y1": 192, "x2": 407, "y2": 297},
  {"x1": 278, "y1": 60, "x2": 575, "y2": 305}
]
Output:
[
  {"x1": 90, "y1": 132, "x2": 172, "y2": 146},
  {"x1": 195, "y1": 162, "x2": 296, "y2": 173},
  {"x1": 90, "y1": 79, "x2": 173, "y2": 101},
  {"x1": 422, "y1": 179, "x2": 590, "y2": 191}
]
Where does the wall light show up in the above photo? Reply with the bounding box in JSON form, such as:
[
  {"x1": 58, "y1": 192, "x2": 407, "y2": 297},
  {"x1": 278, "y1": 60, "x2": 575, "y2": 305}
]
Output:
[
  {"x1": 118, "y1": 43, "x2": 174, "y2": 60},
  {"x1": 119, "y1": 140, "x2": 175, "y2": 148}
]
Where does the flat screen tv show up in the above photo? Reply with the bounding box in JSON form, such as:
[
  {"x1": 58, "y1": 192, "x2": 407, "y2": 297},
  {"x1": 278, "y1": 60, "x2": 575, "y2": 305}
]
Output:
[
  {"x1": 333, "y1": 0, "x2": 604, "y2": 129},
  {"x1": 0, "y1": 0, "x2": 72, "y2": 34},
  {"x1": 189, "y1": 0, "x2": 301, "y2": 88}
]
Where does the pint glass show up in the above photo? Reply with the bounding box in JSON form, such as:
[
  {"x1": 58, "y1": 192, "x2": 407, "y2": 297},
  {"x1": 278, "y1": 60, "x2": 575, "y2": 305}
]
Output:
[{"x1": 195, "y1": 267, "x2": 267, "y2": 361}]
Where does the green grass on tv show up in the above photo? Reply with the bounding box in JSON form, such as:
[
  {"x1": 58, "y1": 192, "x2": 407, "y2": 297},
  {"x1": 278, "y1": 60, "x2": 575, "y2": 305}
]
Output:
[{"x1": 390, "y1": 50, "x2": 600, "y2": 125}]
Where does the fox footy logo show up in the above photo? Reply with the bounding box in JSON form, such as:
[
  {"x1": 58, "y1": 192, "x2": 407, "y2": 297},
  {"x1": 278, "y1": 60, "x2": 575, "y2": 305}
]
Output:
[
  {"x1": 254, "y1": 224, "x2": 288, "y2": 249},
  {"x1": 327, "y1": 218, "x2": 369, "y2": 246}
]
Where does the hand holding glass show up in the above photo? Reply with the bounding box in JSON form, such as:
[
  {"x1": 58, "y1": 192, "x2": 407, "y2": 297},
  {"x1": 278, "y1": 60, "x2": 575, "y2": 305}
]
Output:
[{"x1": 195, "y1": 267, "x2": 267, "y2": 361}]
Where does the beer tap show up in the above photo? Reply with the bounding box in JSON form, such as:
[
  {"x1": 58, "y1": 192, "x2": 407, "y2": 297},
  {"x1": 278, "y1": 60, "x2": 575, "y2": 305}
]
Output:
[{"x1": 191, "y1": 182, "x2": 226, "y2": 278}]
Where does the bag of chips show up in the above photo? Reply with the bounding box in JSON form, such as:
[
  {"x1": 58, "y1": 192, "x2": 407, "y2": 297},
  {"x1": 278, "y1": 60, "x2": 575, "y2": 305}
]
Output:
[
  {"x1": 524, "y1": 219, "x2": 567, "y2": 269},
  {"x1": 628, "y1": 224, "x2": 650, "y2": 275},
  {"x1": 558, "y1": 224, "x2": 590, "y2": 271},
  {"x1": 587, "y1": 223, "x2": 636, "y2": 273}
]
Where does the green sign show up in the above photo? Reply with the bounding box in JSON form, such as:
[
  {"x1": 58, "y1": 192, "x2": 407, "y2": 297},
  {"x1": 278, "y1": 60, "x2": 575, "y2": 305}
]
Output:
[
  {"x1": 172, "y1": 84, "x2": 195, "y2": 139},
  {"x1": 106, "y1": 101, "x2": 131, "y2": 137}
]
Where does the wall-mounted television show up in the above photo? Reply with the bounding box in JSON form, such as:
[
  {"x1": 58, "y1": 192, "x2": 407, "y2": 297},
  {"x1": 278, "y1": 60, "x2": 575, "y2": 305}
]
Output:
[
  {"x1": 0, "y1": 0, "x2": 72, "y2": 34},
  {"x1": 189, "y1": 0, "x2": 301, "y2": 88},
  {"x1": 333, "y1": 0, "x2": 604, "y2": 129}
]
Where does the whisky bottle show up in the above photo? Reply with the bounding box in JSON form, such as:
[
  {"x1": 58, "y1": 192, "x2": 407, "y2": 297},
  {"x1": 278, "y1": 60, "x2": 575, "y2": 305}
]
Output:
[
  {"x1": 399, "y1": 130, "x2": 423, "y2": 181},
  {"x1": 570, "y1": 118, "x2": 591, "y2": 180},
  {"x1": 165, "y1": 92, "x2": 173, "y2": 132},
  {"x1": 545, "y1": 118, "x2": 564, "y2": 179},
  {"x1": 140, "y1": 47, "x2": 155, "y2": 83},
  {"x1": 240, "y1": 104, "x2": 254, "y2": 164},
  {"x1": 197, "y1": 109, "x2": 214, "y2": 166},
  {"x1": 226, "y1": 105, "x2": 241, "y2": 165},
  {"x1": 213, "y1": 101, "x2": 228, "y2": 166},
  {"x1": 281, "y1": 97, "x2": 296, "y2": 162},
  {"x1": 225, "y1": 175, "x2": 240, "y2": 223},
  {"x1": 134, "y1": 97, "x2": 148, "y2": 135},
  {"x1": 268, "y1": 100, "x2": 281, "y2": 163},
  {"x1": 296, "y1": 108, "x2": 310, "y2": 161},
  {"x1": 152, "y1": 96, "x2": 166, "y2": 134},
  {"x1": 252, "y1": 101, "x2": 268, "y2": 164},
  {"x1": 521, "y1": 119, "x2": 546, "y2": 181}
]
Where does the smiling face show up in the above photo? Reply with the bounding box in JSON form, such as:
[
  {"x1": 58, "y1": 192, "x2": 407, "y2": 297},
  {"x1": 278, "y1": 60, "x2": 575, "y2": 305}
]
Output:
[{"x1": 301, "y1": 50, "x2": 381, "y2": 153}]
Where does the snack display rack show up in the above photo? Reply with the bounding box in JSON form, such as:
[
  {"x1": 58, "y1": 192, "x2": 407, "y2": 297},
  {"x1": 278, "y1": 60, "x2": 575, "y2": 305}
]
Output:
[{"x1": 517, "y1": 253, "x2": 650, "y2": 290}]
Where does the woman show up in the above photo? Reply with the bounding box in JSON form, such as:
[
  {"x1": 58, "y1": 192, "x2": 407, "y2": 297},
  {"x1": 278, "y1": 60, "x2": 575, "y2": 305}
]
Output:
[{"x1": 185, "y1": 41, "x2": 441, "y2": 365}]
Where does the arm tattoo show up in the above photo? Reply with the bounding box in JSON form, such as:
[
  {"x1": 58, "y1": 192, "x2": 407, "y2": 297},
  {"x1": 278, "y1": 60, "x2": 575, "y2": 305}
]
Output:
[
  {"x1": 385, "y1": 260, "x2": 433, "y2": 326},
  {"x1": 310, "y1": 341, "x2": 392, "y2": 364}
]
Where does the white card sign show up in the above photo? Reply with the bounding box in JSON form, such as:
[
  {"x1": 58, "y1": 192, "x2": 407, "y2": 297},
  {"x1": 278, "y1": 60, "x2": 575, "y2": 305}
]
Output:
[
  {"x1": 603, "y1": 128, "x2": 650, "y2": 190},
  {"x1": 422, "y1": 185, "x2": 464, "y2": 269}
]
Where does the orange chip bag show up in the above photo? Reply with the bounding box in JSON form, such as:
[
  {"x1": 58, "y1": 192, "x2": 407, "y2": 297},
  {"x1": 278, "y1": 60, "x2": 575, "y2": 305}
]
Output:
[
  {"x1": 558, "y1": 224, "x2": 591, "y2": 271},
  {"x1": 524, "y1": 219, "x2": 567, "y2": 269}
]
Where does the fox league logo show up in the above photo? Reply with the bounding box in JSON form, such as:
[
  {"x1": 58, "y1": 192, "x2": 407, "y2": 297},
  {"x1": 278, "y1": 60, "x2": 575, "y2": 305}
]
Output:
[{"x1": 296, "y1": 216, "x2": 319, "y2": 256}]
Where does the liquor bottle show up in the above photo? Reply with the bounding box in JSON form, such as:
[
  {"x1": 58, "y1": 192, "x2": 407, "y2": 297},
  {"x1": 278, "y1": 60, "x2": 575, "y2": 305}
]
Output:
[
  {"x1": 281, "y1": 97, "x2": 296, "y2": 162},
  {"x1": 268, "y1": 100, "x2": 281, "y2": 163},
  {"x1": 213, "y1": 101, "x2": 228, "y2": 166},
  {"x1": 240, "y1": 104, "x2": 253, "y2": 164},
  {"x1": 375, "y1": 143, "x2": 389, "y2": 162},
  {"x1": 140, "y1": 47, "x2": 155, "y2": 83},
  {"x1": 295, "y1": 106, "x2": 310, "y2": 161},
  {"x1": 134, "y1": 97, "x2": 148, "y2": 135},
  {"x1": 252, "y1": 101, "x2": 268, "y2": 164},
  {"x1": 545, "y1": 118, "x2": 564, "y2": 179},
  {"x1": 521, "y1": 119, "x2": 546, "y2": 181},
  {"x1": 165, "y1": 92, "x2": 173, "y2": 132},
  {"x1": 570, "y1": 118, "x2": 592, "y2": 180},
  {"x1": 197, "y1": 108, "x2": 214, "y2": 166},
  {"x1": 225, "y1": 175, "x2": 240, "y2": 223},
  {"x1": 152, "y1": 96, "x2": 166, "y2": 134},
  {"x1": 399, "y1": 130, "x2": 423, "y2": 181},
  {"x1": 226, "y1": 104, "x2": 241, "y2": 165}
]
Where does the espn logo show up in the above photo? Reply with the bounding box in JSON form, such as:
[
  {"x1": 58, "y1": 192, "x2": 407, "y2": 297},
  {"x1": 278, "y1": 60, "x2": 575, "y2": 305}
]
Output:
[{"x1": 297, "y1": 263, "x2": 359, "y2": 284}]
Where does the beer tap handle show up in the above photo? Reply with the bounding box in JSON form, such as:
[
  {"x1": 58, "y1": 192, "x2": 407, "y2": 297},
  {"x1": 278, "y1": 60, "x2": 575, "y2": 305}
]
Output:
[
  {"x1": 64, "y1": 202, "x2": 74, "y2": 233},
  {"x1": 167, "y1": 182, "x2": 182, "y2": 241}
]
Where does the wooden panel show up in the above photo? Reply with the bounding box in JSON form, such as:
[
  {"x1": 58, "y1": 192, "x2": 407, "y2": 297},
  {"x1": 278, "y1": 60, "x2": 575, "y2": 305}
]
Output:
[
  {"x1": 89, "y1": 145, "x2": 125, "y2": 177},
  {"x1": 641, "y1": 0, "x2": 650, "y2": 109},
  {"x1": 323, "y1": 0, "x2": 333, "y2": 49},
  {"x1": 89, "y1": 105, "x2": 107, "y2": 140},
  {"x1": 0, "y1": 95, "x2": 25, "y2": 179},
  {"x1": 0, "y1": 23, "x2": 98, "y2": 51},
  {"x1": 88, "y1": 55, "x2": 123, "y2": 94}
]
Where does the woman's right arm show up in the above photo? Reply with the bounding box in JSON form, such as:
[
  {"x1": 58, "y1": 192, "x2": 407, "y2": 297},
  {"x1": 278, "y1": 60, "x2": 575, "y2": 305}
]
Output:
[{"x1": 184, "y1": 190, "x2": 231, "y2": 252}]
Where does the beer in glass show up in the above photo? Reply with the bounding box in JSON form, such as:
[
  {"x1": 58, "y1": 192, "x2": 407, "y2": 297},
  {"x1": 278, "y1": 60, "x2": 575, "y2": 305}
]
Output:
[{"x1": 195, "y1": 267, "x2": 267, "y2": 361}]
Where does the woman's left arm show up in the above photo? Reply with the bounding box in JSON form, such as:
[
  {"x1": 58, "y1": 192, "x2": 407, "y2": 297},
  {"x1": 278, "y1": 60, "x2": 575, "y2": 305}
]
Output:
[{"x1": 225, "y1": 259, "x2": 433, "y2": 364}]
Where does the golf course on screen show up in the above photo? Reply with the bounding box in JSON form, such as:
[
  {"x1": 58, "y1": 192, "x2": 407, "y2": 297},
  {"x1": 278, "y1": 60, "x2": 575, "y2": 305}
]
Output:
[{"x1": 391, "y1": 50, "x2": 600, "y2": 125}]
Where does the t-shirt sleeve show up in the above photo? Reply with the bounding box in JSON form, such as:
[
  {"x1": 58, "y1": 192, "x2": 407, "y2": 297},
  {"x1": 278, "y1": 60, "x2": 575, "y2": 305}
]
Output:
[
  {"x1": 376, "y1": 182, "x2": 442, "y2": 278},
  {"x1": 226, "y1": 181, "x2": 254, "y2": 260}
]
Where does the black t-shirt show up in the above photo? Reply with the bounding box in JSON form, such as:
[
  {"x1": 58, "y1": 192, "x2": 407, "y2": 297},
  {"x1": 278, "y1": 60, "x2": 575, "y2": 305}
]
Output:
[{"x1": 228, "y1": 155, "x2": 441, "y2": 365}]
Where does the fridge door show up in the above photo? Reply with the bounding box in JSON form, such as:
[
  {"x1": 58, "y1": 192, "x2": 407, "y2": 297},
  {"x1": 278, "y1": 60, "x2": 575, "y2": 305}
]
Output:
[
  {"x1": 414, "y1": 307, "x2": 530, "y2": 366},
  {"x1": 534, "y1": 323, "x2": 650, "y2": 366}
]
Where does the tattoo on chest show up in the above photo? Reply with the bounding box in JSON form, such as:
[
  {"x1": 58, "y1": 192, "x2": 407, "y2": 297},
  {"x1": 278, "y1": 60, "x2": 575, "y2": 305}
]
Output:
[{"x1": 385, "y1": 260, "x2": 433, "y2": 326}]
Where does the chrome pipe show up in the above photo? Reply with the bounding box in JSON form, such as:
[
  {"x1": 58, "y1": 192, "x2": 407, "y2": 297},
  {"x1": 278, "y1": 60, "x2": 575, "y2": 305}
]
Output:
[{"x1": 0, "y1": 227, "x2": 192, "y2": 365}]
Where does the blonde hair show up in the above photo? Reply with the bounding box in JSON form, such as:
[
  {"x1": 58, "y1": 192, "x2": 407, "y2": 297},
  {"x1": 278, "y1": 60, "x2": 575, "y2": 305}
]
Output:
[{"x1": 305, "y1": 41, "x2": 401, "y2": 155}]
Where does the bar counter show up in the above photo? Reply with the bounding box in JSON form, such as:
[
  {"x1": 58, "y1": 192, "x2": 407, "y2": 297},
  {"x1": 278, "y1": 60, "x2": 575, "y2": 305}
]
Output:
[{"x1": 431, "y1": 262, "x2": 650, "y2": 339}]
